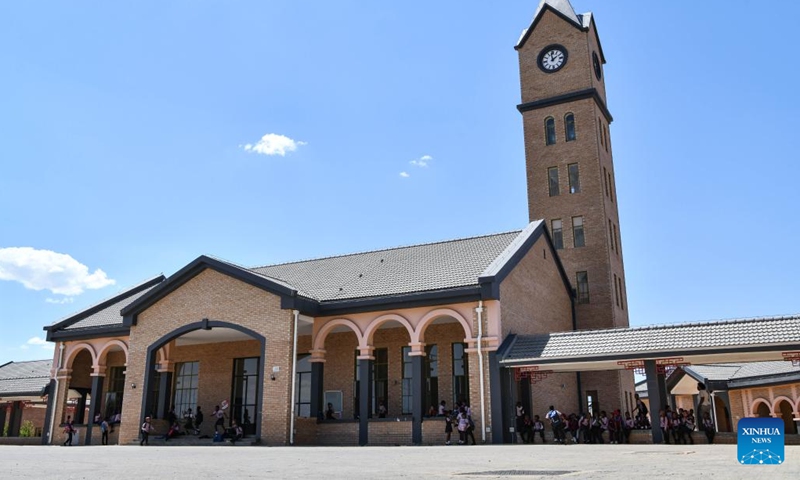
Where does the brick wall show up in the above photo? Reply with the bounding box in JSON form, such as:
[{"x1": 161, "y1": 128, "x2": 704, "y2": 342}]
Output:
[{"x1": 120, "y1": 268, "x2": 295, "y2": 445}]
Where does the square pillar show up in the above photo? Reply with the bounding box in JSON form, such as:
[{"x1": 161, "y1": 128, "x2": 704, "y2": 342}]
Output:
[
  {"x1": 358, "y1": 358, "x2": 372, "y2": 446},
  {"x1": 488, "y1": 352, "x2": 504, "y2": 444},
  {"x1": 411, "y1": 355, "x2": 423, "y2": 444},
  {"x1": 644, "y1": 360, "x2": 666, "y2": 444},
  {"x1": 310, "y1": 362, "x2": 324, "y2": 421},
  {"x1": 85, "y1": 374, "x2": 105, "y2": 445},
  {"x1": 8, "y1": 401, "x2": 23, "y2": 437}
]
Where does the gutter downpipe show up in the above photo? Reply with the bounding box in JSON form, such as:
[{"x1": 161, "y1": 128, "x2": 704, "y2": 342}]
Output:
[
  {"x1": 48, "y1": 342, "x2": 65, "y2": 444},
  {"x1": 289, "y1": 309, "x2": 300, "y2": 445},
  {"x1": 476, "y1": 300, "x2": 486, "y2": 443}
]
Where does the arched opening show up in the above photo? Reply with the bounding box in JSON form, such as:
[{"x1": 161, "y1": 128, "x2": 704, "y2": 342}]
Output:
[
  {"x1": 544, "y1": 117, "x2": 556, "y2": 145},
  {"x1": 754, "y1": 400, "x2": 771, "y2": 418},
  {"x1": 777, "y1": 400, "x2": 797, "y2": 434},
  {"x1": 313, "y1": 321, "x2": 361, "y2": 421},
  {"x1": 140, "y1": 320, "x2": 266, "y2": 442},
  {"x1": 713, "y1": 396, "x2": 731, "y2": 432},
  {"x1": 564, "y1": 113, "x2": 576, "y2": 141},
  {"x1": 415, "y1": 310, "x2": 472, "y2": 411}
]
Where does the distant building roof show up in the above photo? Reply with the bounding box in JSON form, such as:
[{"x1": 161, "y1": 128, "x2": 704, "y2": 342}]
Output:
[
  {"x1": 681, "y1": 361, "x2": 800, "y2": 390},
  {"x1": 500, "y1": 314, "x2": 800, "y2": 365},
  {"x1": 0, "y1": 359, "x2": 52, "y2": 398}
]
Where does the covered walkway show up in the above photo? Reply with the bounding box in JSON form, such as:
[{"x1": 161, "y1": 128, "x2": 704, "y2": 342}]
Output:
[{"x1": 497, "y1": 314, "x2": 800, "y2": 443}]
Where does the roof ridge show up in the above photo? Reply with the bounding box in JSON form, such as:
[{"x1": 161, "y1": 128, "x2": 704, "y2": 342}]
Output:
[
  {"x1": 48, "y1": 274, "x2": 164, "y2": 326},
  {"x1": 0, "y1": 359, "x2": 51, "y2": 366},
  {"x1": 251, "y1": 229, "x2": 523, "y2": 270}
]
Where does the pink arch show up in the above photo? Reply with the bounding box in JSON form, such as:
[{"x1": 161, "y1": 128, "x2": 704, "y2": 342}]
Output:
[
  {"x1": 363, "y1": 314, "x2": 414, "y2": 345},
  {"x1": 413, "y1": 308, "x2": 472, "y2": 344},
  {"x1": 772, "y1": 396, "x2": 795, "y2": 414},
  {"x1": 313, "y1": 318, "x2": 364, "y2": 351},
  {"x1": 64, "y1": 343, "x2": 97, "y2": 369},
  {"x1": 750, "y1": 398, "x2": 771, "y2": 416},
  {"x1": 95, "y1": 339, "x2": 128, "y2": 368}
]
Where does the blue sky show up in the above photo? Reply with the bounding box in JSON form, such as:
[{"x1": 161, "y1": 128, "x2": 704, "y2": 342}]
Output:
[{"x1": 1, "y1": 1, "x2": 798, "y2": 365}]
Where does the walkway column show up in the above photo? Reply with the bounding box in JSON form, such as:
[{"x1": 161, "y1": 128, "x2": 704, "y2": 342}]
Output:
[
  {"x1": 7, "y1": 402, "x2": 23, "y2": 437},
  {"x1": 409, "y1": 344, "x2": 425, "y2": 445},
  {"x1": 309, "y1": 351, "x2": 326, "y2": 421},
  {"x1": 644, "y1": 360, "x2": 667, "y2": 444},
  {"x1": 0, "y1": 404, "x2": 7, "y2": 436},
  {"x1": 358, "y1": 350, "x2": 374, "y2": 446},
  {"x1": 85, "y1": 366, "x2": 106, "y2": 445},
  {"x1": 156, "y1": 362, "x2": 174, "y2": 419},
  {"x1": 75, "y1": 392, "x2": 88, "y2": 424}
]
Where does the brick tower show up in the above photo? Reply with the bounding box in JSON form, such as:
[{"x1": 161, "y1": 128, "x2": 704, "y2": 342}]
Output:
[{"x1": 516, "y1": 0, "x2": 634, "y2": 414}]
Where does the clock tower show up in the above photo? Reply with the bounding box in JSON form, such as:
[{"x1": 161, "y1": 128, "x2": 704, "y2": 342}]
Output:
[{"x1": 516, "y1": 0, "x2": 634, "y2": 414}]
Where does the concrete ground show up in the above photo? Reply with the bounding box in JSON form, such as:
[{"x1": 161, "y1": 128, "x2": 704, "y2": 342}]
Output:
[{"x1": 2, "y1": 444, "x2": 798, "y2": 479}]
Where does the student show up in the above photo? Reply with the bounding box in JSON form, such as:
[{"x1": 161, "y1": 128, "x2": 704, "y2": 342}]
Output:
[
  {"x1": 590, "y1": 413, "x2": 603, "y2": 444},
  {"x1": 62, "y1": 416, "x2": 75, "y2": 446},
  {"x1": 140, "y1": 416, "x2": 154, "y2": 446},
  {"x1": 521, "y1": 414, "x2": 533, "y2": 444},
  {"x1": 230, "y1": 420, "x2": 244, "y2": 445},
  {"x1": 194, "y1": 406, "x2": 204, "y2": 435},
  {"x1": 444, "y1": 412, "x2": 454, "y2": 445},
  {"x1": 632, "y1": 393, "x2": 649, "y2": 428},
  {"x1": 464, "y1": 404, "x2": 477, "y2": 445},
  {"x1": 683, "y1": 411, "x2": 695, "y2": 445},
  {"x1": 325, "y1": 402, "x2": 335, "y2": 420},
  {"x1": 599, "y1": 411, "x2": 609, "y2": 444},
  {"x1": 567, "y1": 413, "x2": 579, "y2": 444},
  {"x1": 378, "y1": 401, "x2": 387, "y2": 418},
  {"x1": 623, "y1": 412, "x2": 634, "y2": 444},
  {"x1": 163, "y1": 421, "x2": 181, "y2": 441},
  {"x1": 457, "y1": 407, "x2": 469, "y2": 445},
  {"x1": 213, "y1": 405, "x2": 226, "y2": 434},
  {"x1": 100, "y1": 417, "x2": 110, "y2": 445},
  {"x1": 702, "y1": 412, "x2": 715, "y2": 444},
  {"x1": 532, "y1": 415, "x2": 545, "y2": 443},
  {"x1": 578, "y1": 413, "x2": 590, "y2": 443},
  {"x1": 659, "y1": 410, "x2": 670, "y2": 444},
  {"x1": 515, "y1": 402, "x2": 526, "y2": 443},
  {"x1": 546, "y1": 405, "x2": 565, "y2": 444},
  {"x1": 438, "y1": 401, "x2": 447, "y2": 416}
]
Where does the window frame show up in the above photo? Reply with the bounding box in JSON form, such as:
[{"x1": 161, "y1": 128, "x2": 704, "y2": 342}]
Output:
[
  {"x1": 564, "y1": 113, "x2": 576, "y2": 142},
  {"x1": 572, "y1": 216, "x2": 585, "y2": 248},
  {"x1": 576, "y1": 271, "x2": 590, "y2": 304},
  {"x1": 568, "y1": 163, "x2": 581, "y2": 194},
  {"x1": 548, "y1": 166, "x2": 560, "y2": 197},
  {"x1": 551, "y1": 219, "x2": 563, "y2": 250}
]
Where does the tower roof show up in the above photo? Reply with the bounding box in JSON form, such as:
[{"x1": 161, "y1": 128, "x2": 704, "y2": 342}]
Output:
[
  {"x1": 516, "y1": 0, "x2": 596, "y2": 51},
  {"x1": 535, "y1": 0, "x2": 581, "y2": 26}
]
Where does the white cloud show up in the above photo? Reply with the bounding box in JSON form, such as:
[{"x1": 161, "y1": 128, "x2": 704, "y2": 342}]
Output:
[
  {"x1": 0, "y1": 247, "x2": 116, "y2": 296},
  {"x1": 242, "y1": 133, "x2": 306, "y2": 156},
  {"x1": 410, "y1": 155, "x2": 432, "y2": 167},
  {"x1": 46, "y1": 297, "x2": 74, "y2": 304},
  {"x1": 21, "y1": 336, "x2": 54, "y2": 351},
  {"x1": 399, "y1": 171, "x2": 410, "y2": 178}
]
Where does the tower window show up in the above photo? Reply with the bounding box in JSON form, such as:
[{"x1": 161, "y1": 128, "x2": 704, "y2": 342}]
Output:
[
  {"x1": 576, "y1": 271, "x2": 589, "y2": 304},
  {"x1": 598, "y1": 118, "x2": 604, "y2": 148},
  {"x1": 565, "y1": 113, "x2": 576, "y2": 141},
  {"x1": 608, "y1": 171, "x2": 614, "y2": 203},
  {"x1": 613, "y1": 224, "x2": 619, "y2": 257},
  {"x1": 552, "y1": 219, "x2": 563, "y2": 250},
  {"x1": 548, "y1": 167, "x2": 560, "y2": 197},
  {"x1": 568, "y1": 163, "x2": 580, "y2": 194},
  {"x1": 603, "y1": 167, "x2": 609, "y2": 197},
  {"x1": 545, "y1": 117, "x2": 556, "y2": 145},
  {"x1": 572, "y1": 216, "x2": 585, "y2": 248},
  {"x1": 608, "y1": 219, "x2": 614, "y2": 253},
  {"x1": 614, "y1": 273, "x2": 620, "y2": 307}
]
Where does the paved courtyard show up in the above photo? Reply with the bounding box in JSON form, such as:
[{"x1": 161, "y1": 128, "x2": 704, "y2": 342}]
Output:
[{"x1": 2, "y1": 444, "x2": 798, "y2": 479}]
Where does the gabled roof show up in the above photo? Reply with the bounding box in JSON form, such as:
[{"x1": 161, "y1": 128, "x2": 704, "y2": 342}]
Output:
[
  {"x1": 515, "y1": 0, "x2": 606, "y2": 63},
  {"x1": 677, "y1": 361, "x2": 800, "y2": 390},
  {"x1": 44, "y1": 275, "x2": 165, "y2": 341},
  {"x1": 0, "y1": 359, "x2": 52, "y2": 398},
  {"x1": 119, "y1": 221, "x2": 567, "y2": 320},
  {"x1": 500, "y1": 314, "x2": 800, "y2": 365},
  {"x1": 254, "y1": 225, "x2": 531, "y2": 303}
]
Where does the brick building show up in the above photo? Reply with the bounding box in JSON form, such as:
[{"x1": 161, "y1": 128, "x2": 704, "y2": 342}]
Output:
[{"x1": 37, "y1": 0, "x2": 641, "y2": 446}]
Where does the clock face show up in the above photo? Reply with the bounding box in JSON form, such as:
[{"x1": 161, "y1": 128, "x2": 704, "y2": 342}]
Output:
[
  {"x1": 538, "y1": 45, "x2": 568, "y2": 73},
  {"x1": 593, "y1": 51, "x2": 602, "y2": 80}
]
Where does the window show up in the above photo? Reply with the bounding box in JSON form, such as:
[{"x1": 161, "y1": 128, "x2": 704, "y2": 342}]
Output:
[
  {"x1": 613, "y1": 224, "x2": 619, "y2": 256},
  {"x1": 607, "y1": 171, "x2": 614, "y2": 203},
  {"x1": 603, "y1": 167, "x2": 609, "y2": 197},
  {"x1": 552, "y1": 219, "x2": 563, "y2": 250},
  {"x1": 586, "y1": 390, "x2": 599, "y2": 417},
  {"x1": 231, "y1": 358, "x2": 258, "y2": 435},
  {"x1": 572, "y1": 216, "x2": 585, "y2": 248},
  {"x1": 174, "y1": 361, "x2": 199, "y2": 420},
  {"x1": 568, "y1": 163, "x2": 580, "y2": 193},
  {"x1": 424, "y1": 345, "x2": 439, "y2": 416},
  {"x1": 401, "y1": 347, "x2": 413, "y2": 414},
  {"x1": 614, "y1": 274, "x2": 620, "y2": 307},
  {"x1": 295, "y1": 355, "x2": 312, "y2": 418},
  {"x1": 104, "y1": 366, "x2": 126, "y2": 421},
  {"x1": 603, "y1": 124, "x2": 608, "y2": 152},
  {"x1": 545, "y1": 117, "x2": 556, "y2": 145},
  {"x1": 548, "y1": 167, "x2": 560, "y2": 197},
  {"x1": 565, "y1": 113, "x2": 576, "y2": 141},
  {"x1": 618, "y1": 276, "x2": 626, "y2": 310},
  {"x1": 598, "y1": 118, "x2": 604, "y2": 148},
  {"x1": 608, "y1": 219, "x2": 614, "y2": 253},
  {"x1": 355, "y1": 348, "x2": 388, "y2": 417},
  {"x1": 576, "y1": 271, "x2": 590, "y2": 304},
  {"x1": 452, "y1": 343, "x2": 470, "y2": 406}
]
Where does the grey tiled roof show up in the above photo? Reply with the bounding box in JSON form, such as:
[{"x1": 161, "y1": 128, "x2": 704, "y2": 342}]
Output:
[
  {"x1": 502, "y1": 315, "x2": 800, "y2": 362},
  {"x1": 64, "y1": 286, "x2": 156, "y2": 331},
  {"x1": 686, "y1": 362, "x2": 800, "y2": 382},
  {"x1": 0, "y1": 360, "x2": 52, "y2": 397},
  {"x1": 517, "y1": 0, "x2": 590, "y2": 46},
  {"x1": 252, "y1": 230, "x2": 522, "y2": 302}
]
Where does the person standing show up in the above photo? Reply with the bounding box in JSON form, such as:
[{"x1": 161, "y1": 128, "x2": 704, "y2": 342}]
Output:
[
  {"x1": 515, "y1": 401, "x2": 526, "y2": 443},
  {"x1": 140, "y1": 416, "x2": 154, "y2": 446},
  {"x1": 702, "y1": 412, "x2": 715, "y2": 444},
  {"x1": 213, "y1": 405, "x2": 226, "y2": 434},
  {"x1": 546, "y1": 405, "x2": 565, "y2": 444},
  {"x1": 532, "y1": 415, "x2": 545, "y2": 443},
  {"x1": 194, "y1": 406, "x2": 204, "y2": 435},
  {"x1": 100, "y1": 417, "x2": 110, "y2": 445},
  {"x1": 62, "y1": 416, "x2": 74, "y2": 446}
]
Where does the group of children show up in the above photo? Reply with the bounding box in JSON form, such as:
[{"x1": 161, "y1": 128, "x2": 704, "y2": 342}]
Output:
[
  {"x1": 139, "y1": 404, "x2": 244, "y2": 445},
  {"x1": 440, "y1": 400, "x2": 477, "y2": 445},
  {"x1": 658, "y1": 407, "x2": 715, "y2": 444}
]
